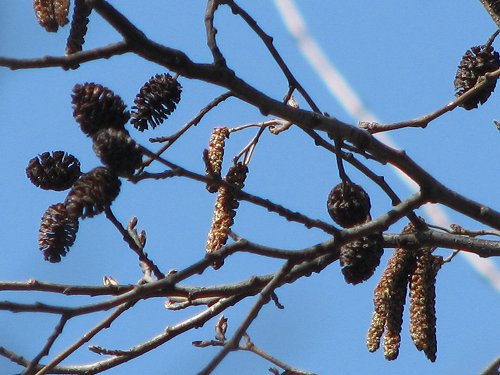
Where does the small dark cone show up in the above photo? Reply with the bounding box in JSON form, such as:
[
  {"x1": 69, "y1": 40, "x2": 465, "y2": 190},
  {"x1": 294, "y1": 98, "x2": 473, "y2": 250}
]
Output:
[
  {"x1": 26, "y1": 151, "x2": 81, "y2": 191},
  {"x1": 92, "y1": 128, "x2": 143, "y2": 177},
  {"x1": 327, "y1": 181, "x2": 371, "y2": 228},
  {"x1": 33, "y1": 0, "x2": 70, "y2": 32},
  {"x1": 340, "y1": 232, "x2": 384, "y2": 285},
  {"x1": 65, "y1": 0, "x2": 93, "y2": 69},
  {"x1": 72, "y1": 83, "x2": 129, "y2": 137},
  {"x1": 39, "y1": 203, "x2": 79, "y2": 262},
  {"x1": 65, "y1": 167, "x2": 121, "y2": 219},
  {"x1": 454, "y1": 44, "x2": 500, "y2": 110},
  {"x1": 131, "y1": 74, "x2": 182, "y2": 131}
]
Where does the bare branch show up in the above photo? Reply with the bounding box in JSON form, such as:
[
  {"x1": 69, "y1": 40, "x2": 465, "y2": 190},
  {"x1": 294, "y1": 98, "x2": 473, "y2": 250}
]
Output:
[{"x1": 0, "y1": 42, "x2": 129, "y2": 70}]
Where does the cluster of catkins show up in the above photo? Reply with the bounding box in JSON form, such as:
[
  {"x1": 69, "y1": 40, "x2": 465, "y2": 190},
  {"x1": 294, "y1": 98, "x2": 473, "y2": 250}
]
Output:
[
  {"x1": 366, "y1": 222, "x2": 443, "y2": 362},
  {"x1": 27, "y1": 75, "x2": 182, "y2": 262},
  {"x1": 204, "y1": 127, "x2": 249, "y2": 268},
  {"x1": 326, "y1": 180, "x2": 384, "y2": 284}
]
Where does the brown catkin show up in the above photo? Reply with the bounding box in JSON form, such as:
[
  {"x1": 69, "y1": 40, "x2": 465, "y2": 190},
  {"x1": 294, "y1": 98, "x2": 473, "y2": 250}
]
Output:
[
  {"x1": 367, "y1": 248, "x2": 416, "y2": 357},
  {"x1": 65, "y1": 0, "x2": 92, "y2": 69},
  {"x1": 205, "y1": 127, "x2": 230, "y2": 193},
  {"x1": 381, "y1": 248, "x2": 416, "y2": 360},
  {"x1": 409, "y1": 251, "x2": 443, "y2": 362},
  {"x1": 33, "y1": 0, "x2": 70, "y2": 32},
  {"x1": 206, "y1": 163, "x2": 248, "y2": 266}
]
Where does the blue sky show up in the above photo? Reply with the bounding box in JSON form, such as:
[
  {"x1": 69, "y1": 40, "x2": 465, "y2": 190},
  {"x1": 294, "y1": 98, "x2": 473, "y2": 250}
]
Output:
[{"x1": 0, "y1": 1, "x2": 499, "y2": 374}]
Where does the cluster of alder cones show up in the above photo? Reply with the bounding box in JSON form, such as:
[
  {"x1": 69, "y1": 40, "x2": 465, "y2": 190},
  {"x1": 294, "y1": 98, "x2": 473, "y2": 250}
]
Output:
[
  {"x1": 27, "y1": 75, "x2": 182, "y2": 262},
  {"x1": 30, "y1": 0, "x2": 500, "y2": 364}
]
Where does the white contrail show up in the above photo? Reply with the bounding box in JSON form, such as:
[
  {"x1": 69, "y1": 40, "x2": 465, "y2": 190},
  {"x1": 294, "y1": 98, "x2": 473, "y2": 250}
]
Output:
[{"x1": 274, "y1": 0, "x2": 500, "y2": 292}]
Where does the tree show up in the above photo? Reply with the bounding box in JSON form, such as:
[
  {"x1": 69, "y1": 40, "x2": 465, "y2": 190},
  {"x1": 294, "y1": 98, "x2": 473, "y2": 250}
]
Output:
[{"x1": 1, "y1": 1, "x2": 499, "y2": 374}]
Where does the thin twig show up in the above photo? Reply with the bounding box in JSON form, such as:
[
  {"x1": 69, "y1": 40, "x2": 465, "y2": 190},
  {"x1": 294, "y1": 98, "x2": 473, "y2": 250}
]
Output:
[
  {"x1": 198, "y1": 260, "x2": 294, "y2": 374},
  {"x1": 0, "y1": 41, "x2": 129, "y2": 70},
  {"x1": 221, "y1": 0, "x2": 320, "y2": 112},
  {"x1": 24, "y1": 315, "x2": 69, "y2": 374},
  {"x1": 361, "y1": 69, "x2": 500, "y2": 133},
  {"x1": 205, "y1": 0, "x2": 227, "y2": 66},
  {"x1": 146, "y1": 91, "x2": 233, "y2": 165},
  {"x1": 34, "y1": 301, "x2": 136, "y2": 375},
  {"x1": 104, "y1": 208, "x2": 165, "y2": 279}
]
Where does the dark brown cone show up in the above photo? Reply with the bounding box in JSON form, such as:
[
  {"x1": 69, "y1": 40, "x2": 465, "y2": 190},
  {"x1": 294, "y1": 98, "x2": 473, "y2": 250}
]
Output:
[
  {"x1": 65, "y1": 167, "x2": 121, "y2": 219},
  {"x1": 206, "y1": 163, "x2": 248, "y2": 268},
  {"x1": 409, "y1": 251, "x2": 442, "y2": 362},
  {"x1": 340, "y1": 231, "x2": 384, "y2": 285},
  {"x1": 131, "y1": 74, "x2": 182, "y2": 131},
  {"x1": 92, "y1": 128, "x2": 143, "y2": 177},
  {"x1": 327, "y1": 181, "x2": 371, "y2": 228},
  {"x1": 33, "y1": 0, "x2": 70, "y2": 32},
  {"x1": 454, "y1": 44, "x2": 500, "y2": 110},
  {"x1": 39, "y1": 203, "x2": 79, "y2": 262},
  {"x1": 72, "y1": 83, "x2": 129, "y2": 137},
  {"x1": 65, "y1": 0, "x2": 93, "y2": 69},
  {"x1": 205, "y1": 127, "x2": 230, "y2": 193},
  {"x1": 26, "y1": 151, "x2": 81, "y2": 191}
]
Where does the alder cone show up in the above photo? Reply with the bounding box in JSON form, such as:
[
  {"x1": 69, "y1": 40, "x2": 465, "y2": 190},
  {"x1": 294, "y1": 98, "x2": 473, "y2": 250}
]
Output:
[
  {"x1": 26, "y1": 151, "x2": 81, "y2": 191},
  {"x1": 340, "y1": 232, "x2": 384, "y2": 285},
  {"x1": 72, "y1": 83, "x2": 129, "y2": 137},
  {"x1": 65, "y1": 167, "x2": 121, "y2": 219},
  {"x1": 131, "y1": 74, "x2": 182, "y2": 131},
  {"x1": 454, "y1": 44, "x2": 500, "y2": 110},
  {"x1": 327, "y1": 181, "x2": 371, "y2": 228},
  {"x1": 92, "y1": 128, "x2": 143, "y2": 177},
  {"x1": 39, "y1": 203, "x2": 79, "y2": 263}
]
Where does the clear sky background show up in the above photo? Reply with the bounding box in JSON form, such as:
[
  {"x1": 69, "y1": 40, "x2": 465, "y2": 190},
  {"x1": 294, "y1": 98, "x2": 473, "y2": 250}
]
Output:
[{"x1": 0, "y1": 1, "x2": 499, "y2": 374}]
